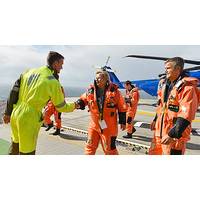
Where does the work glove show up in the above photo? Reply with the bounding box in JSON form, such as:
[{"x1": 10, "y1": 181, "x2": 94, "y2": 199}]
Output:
[{"x1": 76, "y1": 99, "x2": 85, "y2": 110}]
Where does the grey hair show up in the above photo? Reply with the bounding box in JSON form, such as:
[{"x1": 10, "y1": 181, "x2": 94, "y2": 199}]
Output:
[
  {"x1": 165, "y1": 57, "x2": 184, "y2": 71},
  {"x1": 95, "y1": 70, "x2": 110, "y2": 82}
]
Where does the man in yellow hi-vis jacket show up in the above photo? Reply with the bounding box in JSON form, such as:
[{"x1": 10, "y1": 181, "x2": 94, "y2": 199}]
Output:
[{"x1": 3, "y1": 51, "x2": 80, "y2": 155}]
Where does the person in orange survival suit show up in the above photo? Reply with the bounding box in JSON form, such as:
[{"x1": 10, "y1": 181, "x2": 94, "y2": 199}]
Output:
[
  {"x1": 123, "y1": 80, "x2": 140, "y2": 138},
  {"x1": 149, "y1": 57, "x2": 200, "y2": 155},
  {"x1": 44, "y1": 86, "x2": 65, "y2": 135},
  {"x1": 76, "y1": 69, "x2": 127, "y2": 155}
]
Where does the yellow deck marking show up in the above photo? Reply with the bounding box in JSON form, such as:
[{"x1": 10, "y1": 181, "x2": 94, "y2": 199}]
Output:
[{"x1": 137, "y1": 110, "x2": 200, "y2": 122}]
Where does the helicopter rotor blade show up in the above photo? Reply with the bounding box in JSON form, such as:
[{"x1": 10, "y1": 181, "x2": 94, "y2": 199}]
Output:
[
  {"x1": 126, "y1": 55, "x2": 200, "y2": 65},
  {"x1": 158, "y1": 66, "x2": 200, "y2": 78},
  {"x1": 184, "y1": 66, "x2": 200, "y2": 71}
]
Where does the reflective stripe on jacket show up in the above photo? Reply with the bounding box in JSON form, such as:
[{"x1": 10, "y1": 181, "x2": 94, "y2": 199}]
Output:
[
  {"x1": 80, "y1": 82, "x2": 126, "y2": 136},
  {"x1": 16, "y1": 66, "x2": 74, "y2": 113}
]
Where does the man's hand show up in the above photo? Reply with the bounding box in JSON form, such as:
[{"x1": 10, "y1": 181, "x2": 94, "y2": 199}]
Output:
[
  {"x1": 3, "y1": 114, "x2": 10, "y2": 124},
  {"x1": 120, "y1": 124, "x2": 126, "y2": 131},
  {"x1": 74, "y1": 102, "x2": 80, "y2": 109},
  {"x1": 75, "y1": 99, "x2": 85, "y2": 110},
  {"x1": 150, "y1": 121, "x2": 156, "y2": 131},
  {"x1": 161, "y1": 135, "x2": 173, "y2": 145}
]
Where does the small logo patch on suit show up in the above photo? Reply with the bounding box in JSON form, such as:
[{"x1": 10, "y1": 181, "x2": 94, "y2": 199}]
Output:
[{"x1": 168, "y1": 104, "x2": 179, "y2": 112}]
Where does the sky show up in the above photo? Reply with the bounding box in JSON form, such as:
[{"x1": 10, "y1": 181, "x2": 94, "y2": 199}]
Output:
[
  {"x1": 1, "y1": 1, "x2": 200, "y2": 199},
  {"x1": 1, "y1": 45, "x2": 200, "y2": 89}
]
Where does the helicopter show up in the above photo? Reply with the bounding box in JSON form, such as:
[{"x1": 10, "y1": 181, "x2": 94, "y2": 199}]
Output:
[
  {"x1": 102, "y1": 55, "x2": 200, "y2": 97},
  {"x1": 100, "y1": 56, "x2": 200, "y2": 135}
]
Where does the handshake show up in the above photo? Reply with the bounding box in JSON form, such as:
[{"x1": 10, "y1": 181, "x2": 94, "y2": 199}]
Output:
[{"x1": 75, "y1": 99, "x2": 85, "y2": 110}]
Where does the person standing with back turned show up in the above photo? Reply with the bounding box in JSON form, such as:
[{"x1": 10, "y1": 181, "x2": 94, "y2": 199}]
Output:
[{"x1": 3, "y1": 51, "x2": 80, "y2": 155}]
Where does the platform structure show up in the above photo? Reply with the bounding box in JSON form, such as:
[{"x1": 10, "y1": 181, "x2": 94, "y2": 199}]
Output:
[{"x1": 0, "y1": 98, "x2": 200, "y2": 155}]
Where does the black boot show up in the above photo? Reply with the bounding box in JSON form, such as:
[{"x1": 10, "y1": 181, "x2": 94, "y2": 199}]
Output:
[
  {"x1": 52, "y1": 128, "x2": 60, "y2": 135},
  {"x1": 9, "y1": 142, "x2": 19, "y2": 155},
  {"x1": 41, "y1": 123, "x2": 46, "y2": 128},
  {"x1": 45, "y1": 122, "x2": 54, "y2": 131},
  {"x1": 132, "y1": 127, "x2": 136, "y2": 133},
  {"x1": 123, "y1": 133, "x2": 133, "y2": 139}
]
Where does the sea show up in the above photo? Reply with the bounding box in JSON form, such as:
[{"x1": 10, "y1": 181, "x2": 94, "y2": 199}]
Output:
[
  {"x1": 0, "y1": 85, "x2": 155, "y2": 124},
  {"x1": 0, "y1": 85, "x2": 155, "y2": 100}
]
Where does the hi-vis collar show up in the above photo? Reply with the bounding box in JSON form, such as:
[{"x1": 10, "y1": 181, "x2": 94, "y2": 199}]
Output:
[{"x1": 174, "y1": 79, "x2": 184, "y2": 91}]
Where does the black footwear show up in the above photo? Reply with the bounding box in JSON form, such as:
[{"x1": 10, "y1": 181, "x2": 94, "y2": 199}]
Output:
[
  {"x1": 41, "y1": 123, "x2": 46, "y2": 128},
  {"x1": 123, "y1": 133, "x2": 133, "y2": 139},
  {"x1": 132, "y1": 127, "x2": 136, "y2": 133},
  {"x1": 52, "y1": 129, "x2": 61, "y2": 135},
  {"x1": 45, "y1": 122, "x2": 54, "y2": 131}
]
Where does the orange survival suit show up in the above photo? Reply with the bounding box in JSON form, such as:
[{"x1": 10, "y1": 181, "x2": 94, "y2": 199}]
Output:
[
  {"x1": 125, "y1": 87, "x2": 140, "y2": 134},
  {"x1": 44, "y1": 101, "x2": 62, "y2": 129},
  {"x1": 149, "y1": 75, "x2": 200, "y2": 155},
  {"x1": 44, "y1": 86, "x2": 65, "y2": 130},
  {"x1": 80, "y1": 82, "x2": 126, "y2": 155}
]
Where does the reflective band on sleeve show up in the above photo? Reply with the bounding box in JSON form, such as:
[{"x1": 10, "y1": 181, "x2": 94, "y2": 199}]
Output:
[
  {"x1": 47, "y1": 75, "x2": 55, "y2": 80},
  {"x1": 12, "y1": 86, "x2": 20, "y2": 92},
  {"x1": 55, "y1": 101, "x2": 66, "y2": 108}
]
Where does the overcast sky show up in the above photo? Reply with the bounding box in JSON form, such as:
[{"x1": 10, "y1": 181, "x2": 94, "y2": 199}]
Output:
[
  {"x1": 1, "y1": 0, "x2": 200, "y2": 196},
  {"x1": 0, "y1": 45, "x2": 200, "y2": 88}
]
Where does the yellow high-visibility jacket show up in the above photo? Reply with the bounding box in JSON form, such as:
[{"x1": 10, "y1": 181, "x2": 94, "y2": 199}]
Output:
[{"x1": 6, "y1": 66, "x2": 75, "y2": 120}]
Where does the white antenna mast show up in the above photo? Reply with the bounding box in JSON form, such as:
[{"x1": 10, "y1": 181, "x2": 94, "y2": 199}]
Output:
[{"x1": 105, "y1": 56, "x2": 110, "y2": 66}]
